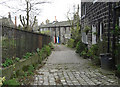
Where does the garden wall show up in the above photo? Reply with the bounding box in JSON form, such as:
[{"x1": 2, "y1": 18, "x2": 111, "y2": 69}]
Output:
[
  {"x1": 1, "y1": 25, "x2": 51, "y2": 62},
  {"x1": 2, "y1": 53, "x2": 46, "y2": 80}
]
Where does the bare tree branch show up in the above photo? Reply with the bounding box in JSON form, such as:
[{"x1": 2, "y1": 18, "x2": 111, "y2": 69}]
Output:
[{"x1": 0, "y1": 0, "x2": 50, "y2": 31}]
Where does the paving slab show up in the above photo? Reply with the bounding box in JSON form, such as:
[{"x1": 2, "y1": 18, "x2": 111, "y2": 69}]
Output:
[{"x1": 32, "y1": 44, "x2": 119, "y2": 86}]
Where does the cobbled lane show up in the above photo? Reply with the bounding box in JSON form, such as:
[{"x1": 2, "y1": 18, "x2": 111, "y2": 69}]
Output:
[{"x1": 32, "y1": 44, "x2": 119, "y2": 86}]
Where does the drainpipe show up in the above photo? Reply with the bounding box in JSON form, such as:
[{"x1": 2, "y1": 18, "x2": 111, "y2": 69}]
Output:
[
  {"x1": 55, "y1": 26, "x2": 56, "y2": 43},
  {"x1": 107, "y1": 2, "x2": 111, "y2": 53},
  {"x1": 59, "y1": 26, "x2": 61, "y2": 44},
  {"x1": 112, "y1": 3, "x2": 116, "y2": 68},
  {"x1": 15, "y1": 16, "x2": 17, "y2": 28}
]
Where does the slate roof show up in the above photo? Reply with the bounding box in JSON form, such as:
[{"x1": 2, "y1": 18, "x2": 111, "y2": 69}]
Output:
[
  {"x1": 39, "y1": 20, "x2": 77, "y2": 28},
  {"x1": 0, "y1": 17, "x2": 15, "y2": 27}
]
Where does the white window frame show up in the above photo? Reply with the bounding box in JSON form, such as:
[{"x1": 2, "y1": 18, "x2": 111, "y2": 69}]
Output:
[
  {"x1": 92, "y1": 25, "x2": 97, "y2": 44},
  {"x1": 119, "y1": 17, "x2": 120, "y2": 43},
  {"x1": 100, "y1": 22, "x2": 103, "y2": 41},
  {"x1": 119, "y1": 17, "x2": 120, "y2": 27},
  {"x1": 93, "y1": 0, "x2": 98, "y2": 4},
  {"x1": 81, "y1": 4, "x2": 86, "y2": 19},
  {"x1": 86, "y1": 34, "x2": 88, "y2": 44}
]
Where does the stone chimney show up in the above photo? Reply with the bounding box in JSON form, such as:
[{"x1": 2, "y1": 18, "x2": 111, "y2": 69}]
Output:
[
  {"x1": 55, "y1": 16, "x2": 56, "y2": 21},
  {"x1": 15, "y1": 16, "x2": 17, "y2": 27},
  {"x1": 8, "y1": 12, "x2": 11, "y2": 20}
]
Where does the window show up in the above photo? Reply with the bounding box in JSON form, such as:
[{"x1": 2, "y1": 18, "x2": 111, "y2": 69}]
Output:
[
  {"x1": 65, "y1": 27, "x2": 66, "y2": 34},
  {"x1": 92, "y1": 25, "x2": 97, "y2": 44},
  {"x1": 81, "y1": 3, "x2": 86, "y2": 18},
  {"x1": 119, "y1": 17, "x2": 120, "y2": 27},
  {"x1": 99, "y1": 22, "x2": 103, "y2": 41},
  {"x1": 93, "y1": 0, "x2": 98, "y2": 4},
  {"x1": 86, "y1": 34, "x2": 88, "y2": 44}
]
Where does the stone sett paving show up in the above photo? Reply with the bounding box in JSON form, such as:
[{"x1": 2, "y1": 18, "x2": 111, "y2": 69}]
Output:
[{"x1": 31, "y1": 45, "x2": 119, "y2": 86}]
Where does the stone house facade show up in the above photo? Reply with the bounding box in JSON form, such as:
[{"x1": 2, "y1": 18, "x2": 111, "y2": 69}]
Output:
[
  {"x1": 39, "y1": 21, "x2": 72, "y2": 44},
  {"x1": 81, "y1": 1, "x2": 120, "y2": 66}
]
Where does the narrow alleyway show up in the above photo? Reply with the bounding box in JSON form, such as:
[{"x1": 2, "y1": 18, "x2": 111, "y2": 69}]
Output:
[{"x1": 32, "y1": 44, "x2": 118, "y2": 86}]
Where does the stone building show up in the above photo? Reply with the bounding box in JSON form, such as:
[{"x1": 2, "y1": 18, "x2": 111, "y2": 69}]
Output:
[
  {"x1": 0, "y1": 12, "x2": 14, "y2": 27},
  {"x1": 81, "y1": 1, "x2": 120, "y2": 67},
  {"x1": 39, "y1": 21, "x2": 72, "y2": 44}
]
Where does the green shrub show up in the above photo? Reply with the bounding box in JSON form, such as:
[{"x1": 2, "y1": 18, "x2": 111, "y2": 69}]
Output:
[
  {"x1": 22, "y1": 65, "x2": 35, "y2": 77},
  {"x1": 80, "y1": 48, "x2": 88, "y2": 58},
  {"x1": 117, "y1": 64, "x2": 120, "y2": 72},
  {"x1": 87, "y1": 44, "x2": 100, "y2": 65},
  {"x1": 37, "y1": 48, "x2": 43, "y2": 62},
  {"x1": 27, "y1": 65, "x2": 34, "y2": 75},
  {"x1": 116, "y1": 64, "x2": 120, "y2": 77},
  {"x1": 3, "y1": 78, "x2": 20, "y2": 86},
  {"x1": 48, "y1": 42, "x2": 54, "y2": 49},
  {"x1": 16, "y1": 70, "x2": 24, "y2": 77},
  {"x1": 23, "y1": 52, "x2": 32, "y2": 59},
  {"x1": 67, "y1": 39, "x2": 75, "y2": 48},
  {"x1": 15, "y1": 57, "x2": 20, "y2": 62},
  {"x1": 76, "y1": 41, "x2": 86, "y2": 55},
  {"x1": 43, "y1": 45, "x2": 51, "y2": 56},
  {"x1": 87, "y1": 44, "x2": 99, "y2": 58},
  {"x1": 92, "y1": 55, "x2": 100, "y2": 65},
  {"x1": 37, "y1": 45, "x2": 51, "y2": 63},
  {"x1": 115, "y1": 44, "x2": 120, "y2": 78},
  {"x1": 22, "y1": 65, "x2": 29, "y2": 72},
  {"x1": 2, "y1": 58, "x2": 13, "y2": 67}
]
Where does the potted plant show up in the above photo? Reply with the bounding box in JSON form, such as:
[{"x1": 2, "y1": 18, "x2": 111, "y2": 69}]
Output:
[
  {"x1": 93, "y1": 32, "x2": 97, "y2": 35},
  {"x1": 83, "y1": 25, "x2": 90, "y2": 34},
  {"x1": 115, "y1": 64, "x2": 120, "y2": 84}
]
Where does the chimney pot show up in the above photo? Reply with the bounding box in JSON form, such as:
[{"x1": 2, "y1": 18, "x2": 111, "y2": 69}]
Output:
[
  {"x1": 15, "y1": 16, "x2": 17, "y2": 27},
  {"x1": 55, "y1": 16, "x2": 56, "y2": 21},
  {"x1": 8, "y1": 12, "x2": 11, "y2": 20}
]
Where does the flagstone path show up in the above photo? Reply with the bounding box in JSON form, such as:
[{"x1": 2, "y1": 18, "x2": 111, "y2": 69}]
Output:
[{"x1": 32, "y1": 44, "x2": 119, "y2": 86}]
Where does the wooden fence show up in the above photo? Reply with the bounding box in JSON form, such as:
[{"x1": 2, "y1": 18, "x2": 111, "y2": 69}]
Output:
[{"x1": 1, "y1": 25, "x2": 51, "y2": 62}]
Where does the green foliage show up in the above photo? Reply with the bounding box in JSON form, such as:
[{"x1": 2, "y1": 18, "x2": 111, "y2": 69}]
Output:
[
  {"x1": 40, "y1": 30, "x2": 50, "y2": 35},
  {"x1": 3, "y1": 78, "x2": 20, "y2": 86},
  {"x1": 36, "y1": 48, "x2": 40, "y2": 53},
  {"x1": 24, "y1": 72, "x2": 28, "y2": 77},
  {"x1": 23, "y1": 52, "x2": 32, "y2": 59},
  {"x1": 32, "y1": 63, "x2": 38, "y2": 69},
  {"x1": 15, "y1": 57, "x2": 20, "y2": 62},
  {"x1": 22, "y1": 65, "x2": 29, "y2": 72},
  {"x1": 27, "y1": 65, "x2": 34, "y2": 75},
  {"x1": 115, "y1": 44, "x2": 120, "y2": 68},
  {"x1": 16, "y1": 70, "x2": 25, "y2": 77},
  {"x1": 36, "y1": 48, "x2": 43, "y2": 63},
  {"x1": 92, "y1": 55, "x2": 100, "y2": 65},
  {"x1": 111, "y1": 24, "x2": 120, "y2": 36},
  {"x1": 87, "y1": 44, "x2": 99, "y2": 58},
  {"x1": 83, "y1": 25, "x2": 91, "y2": 34},
  {"x1": 22, "y1": 65, "x2": 35, "y2": 77},
  {"x1": 70, "y1": 8, "x2": 81, "y2": 46},
  {"x1": 76, "y1": 41, "x2": 86, "y2": 55},
  {"x1": 71, "y1": 23, "x2": 81, "y2": 41},
  {"x1": 93, "y1": 32, "x2": 97, "y2": 35},
  {"x1": 87, "y1": 44, "x2": 100, "y2": 65},
  {"x1": 48, "y1": 42, "x2": 54, "y2": 49},
  {"x1": 42, "y1": 45, "x2": 51, "y2": 56},
  {"x1": 2, "y1": 58, "x2": 13, "y2": 67},
  {"x1": 2, "y1": 38, "x2": 15, "y2": 48},
  {"x1": 80, "y1": 48, "x2": 88, "y2": 58},
  {"x1": 117, "y1": 64, "x2": 120, "y2": 72},
  {"x1": 67, "y1": 39, "x2": 75, "y2": 48},
  {"x1": 37, "y1": 45, "x2": 51, "y2": 63},
  {"x1": 116, "y1": 64, "x2": 120, "y2": 78}
]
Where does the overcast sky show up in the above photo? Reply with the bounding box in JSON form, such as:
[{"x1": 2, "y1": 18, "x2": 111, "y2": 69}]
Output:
[{"x1": 0, "y1": 0, "x2": 80, "y2": 25}]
